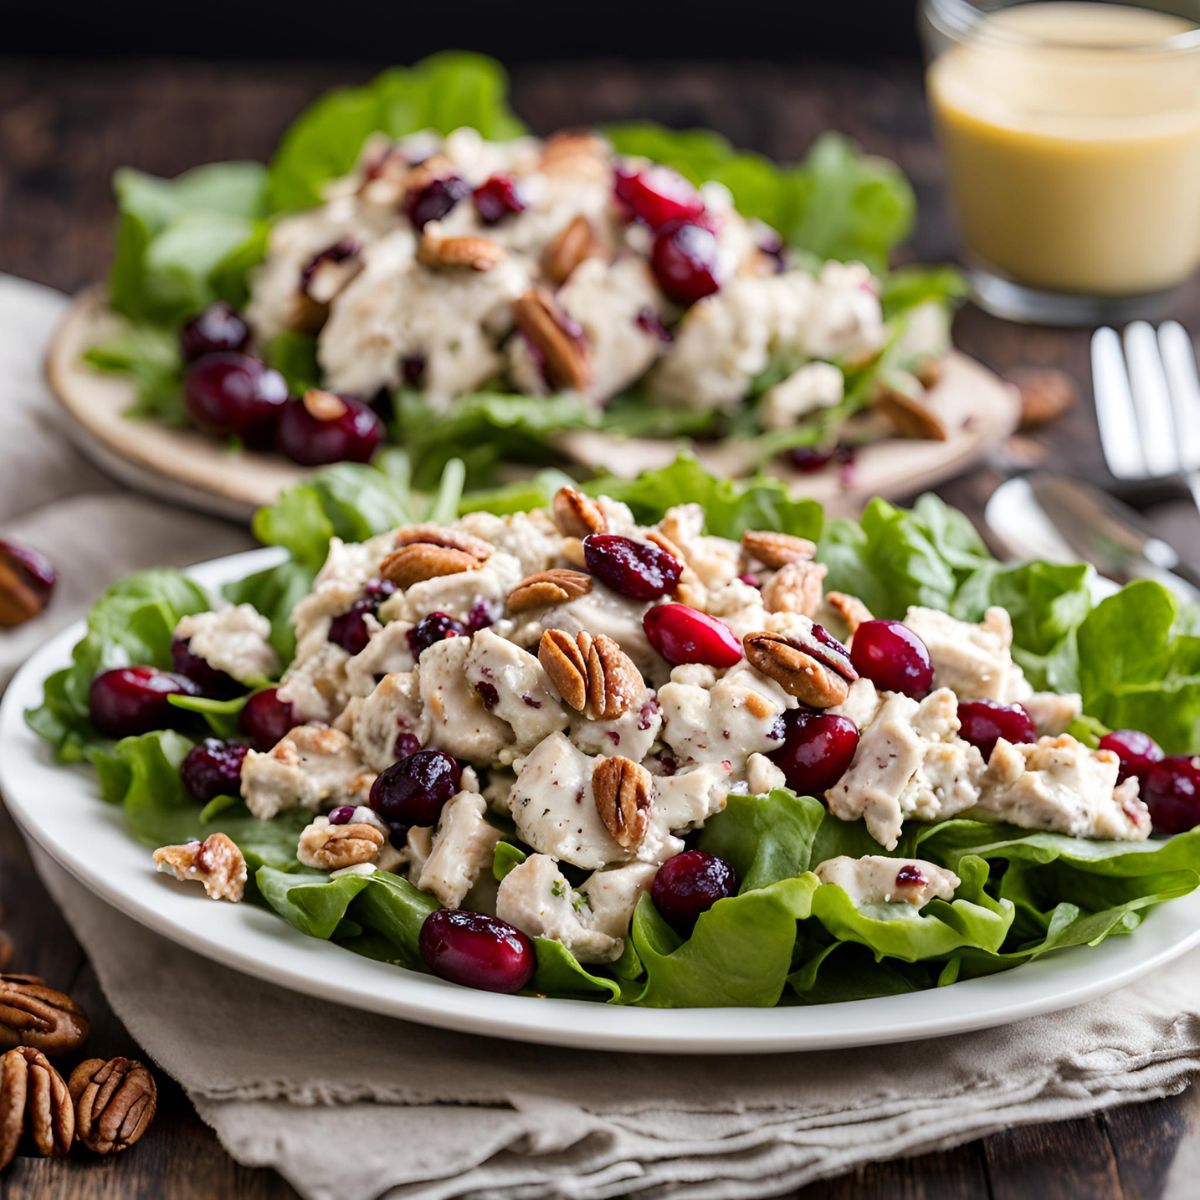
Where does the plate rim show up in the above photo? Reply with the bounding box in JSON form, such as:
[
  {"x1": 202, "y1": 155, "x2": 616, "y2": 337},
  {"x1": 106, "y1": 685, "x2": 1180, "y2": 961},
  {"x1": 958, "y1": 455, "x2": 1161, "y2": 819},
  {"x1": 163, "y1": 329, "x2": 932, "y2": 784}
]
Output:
[{"x1": 3, "y1": 545, "x2": 1198, "y2": 1055}]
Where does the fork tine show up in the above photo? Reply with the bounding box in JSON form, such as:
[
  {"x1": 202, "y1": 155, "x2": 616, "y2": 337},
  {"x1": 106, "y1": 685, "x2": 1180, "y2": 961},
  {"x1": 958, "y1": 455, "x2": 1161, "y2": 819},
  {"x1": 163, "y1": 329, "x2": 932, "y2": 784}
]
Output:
[
  {"x1": 1158, "y1": 320, "x2": 1200, "y2": 471},
  {"x1": 1123, "y1": 320, "x2": 1179, "y2": 478},
  {"x1": 1091, "y1": 326, "x2": 1145, "y2": 480}
]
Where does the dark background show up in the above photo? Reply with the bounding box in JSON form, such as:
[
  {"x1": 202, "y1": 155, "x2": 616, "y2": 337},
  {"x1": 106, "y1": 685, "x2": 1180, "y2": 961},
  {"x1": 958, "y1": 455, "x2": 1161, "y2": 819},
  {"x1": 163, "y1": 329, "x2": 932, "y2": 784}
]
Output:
[{"x1": 0, "y1": 0, "x2": 923, "y2": 60}]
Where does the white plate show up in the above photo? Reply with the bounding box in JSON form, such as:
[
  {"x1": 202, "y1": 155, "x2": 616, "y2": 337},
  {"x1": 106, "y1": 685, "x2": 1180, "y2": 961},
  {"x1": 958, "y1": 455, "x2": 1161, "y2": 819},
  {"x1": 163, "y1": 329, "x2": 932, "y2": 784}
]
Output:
[{"x1": 3, "y1": 546, "x2": 1199, "y2": 1055}]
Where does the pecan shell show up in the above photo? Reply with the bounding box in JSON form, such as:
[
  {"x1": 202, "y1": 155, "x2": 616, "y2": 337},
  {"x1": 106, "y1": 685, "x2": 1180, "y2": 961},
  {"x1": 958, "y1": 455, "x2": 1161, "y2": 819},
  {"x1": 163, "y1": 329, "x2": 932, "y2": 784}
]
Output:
[
  {"x1": 743, "y1": 631, "x2": 853, "y2": 708},
  {"x1": 0, "y1": 974, "x2": 89, "y2": 1057},
  {"x1": 551, "y1": 486, "x2": 607, "y2": 538},
  {"x1": 506, "y1": 569, "x2": 592, "y2": 614},
  {"x1": 69, "y1": 1056, "x2": 157, "y2": 1156},
  {"x1": 740, "y1": 530, "x2": 817, "y2": 569},
  {"x1": 0, "y1": 1046, "x2": 74, "y2": 1167},
  {"x1": 592, "y1": 756, "x2": 653, "y2": 851}
]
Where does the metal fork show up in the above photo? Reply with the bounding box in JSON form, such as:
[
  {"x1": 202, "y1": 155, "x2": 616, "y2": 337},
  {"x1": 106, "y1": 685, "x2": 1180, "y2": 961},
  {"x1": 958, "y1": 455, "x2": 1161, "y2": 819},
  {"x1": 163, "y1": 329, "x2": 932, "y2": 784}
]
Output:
[{"x1": 1092, "y1": 321, "x2": 1200, "y2": 512}]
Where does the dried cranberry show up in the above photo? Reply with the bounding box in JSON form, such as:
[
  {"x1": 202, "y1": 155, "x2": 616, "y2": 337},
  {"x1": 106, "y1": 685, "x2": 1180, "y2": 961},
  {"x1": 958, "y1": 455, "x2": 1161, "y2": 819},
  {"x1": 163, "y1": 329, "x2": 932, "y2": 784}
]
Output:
[
  {"x1": 387, "y1": 822, "x2": 409, "y2": 850},
  {"x1": 369, "y1": 749, "x2": 461, "y2": 825},
  {"x1": 0, "y1": 538, "x2": 56, "y2": 607},
  {"x1": 184, "y1": 353, "x2": 288, "y2": 437},
  {"x1": 957, "y1": 700, "x2": 1037, "y2": 760},
  {"x1": 472, "y1": 174, "x2": 528, "y2": 224},
  {"x1": 180, "y1": 739, "x2": 248, "y2": 803},
  {"x1": 770, "y1": 709, "x2": 859, "y2": 794},
  {"x1": 894, "y1": 864, "x2": 927, "y2": 888},
  {"x1": 651, "y1": 850, "x2": 737, "y2": 932},
  {"x1": 850, "y1": 619, "x2": 934, "y2": 699},
  {"x1": 405, "y1": 174, "x2": 470, "y2": 229},
  {"x1": 394, "y1": 731, "x2": 421, "y2": 759},
  {"x1": 171, "y1": 636, "x2": 241, "y2": 699},
  {"x1": 465, "y1": 601, "x2": 496, "y2": 632},
  {"x1": 650, "y1": 221, "x2": 721, "y2": 306},
  {"x1": 180, "y1": 302, "x2": 251, "y2": 363},
  {"x1": 299, "y1": 238, "x2": 361, "y2": 297},
  {"x1": 613, "y1": 163, "x2": 706, "y2": 230},
  {"x1": 238, "y1": 687, "x2": 301, "y2": 751},
  {"x1": 418, "y1": 909, "x2": 535, "y2": 993},
  {"x1": 634, "y1": 306, "x2": 673, "y2": 343},
  {"x1": 643, "y1": 604, "x2": 742, "y2": 668},
  {"x1": 401, "y1": 354, "x2": 426, "y2": 388},
  {"x1": 1099, "y1": 729, "x2": 1165, "y2": 784},
  {"x1": 89, "y1": 666, "x2": 200, "y2": 738},
  {"x1": 583, "y1": 534, "x2": 682, "y2": 601},
  {"x1": 789, "y1": 446, "x2": 835, "y2": 474},
  {"x1": 407, "y1": 612, "x2": 467, "y2": 660},
  {"x1": 328, "y1": 805, "x2": 358, "y2": 825},
  {"x1": 277, "y1": 392, "x2": 383, "y2": 466},
  {"x1": 327, "y1": 600, "x2": 375, "y2": 656},
  {"x1": 475, "y1": 681, "x2": 500, "y2": 709},
  {"x1": 1142, "y1": 756, "x2": 1200, "y2": 834},
  {"x1": 757, "y1": 229, "x2": 788, "y2": 272}
]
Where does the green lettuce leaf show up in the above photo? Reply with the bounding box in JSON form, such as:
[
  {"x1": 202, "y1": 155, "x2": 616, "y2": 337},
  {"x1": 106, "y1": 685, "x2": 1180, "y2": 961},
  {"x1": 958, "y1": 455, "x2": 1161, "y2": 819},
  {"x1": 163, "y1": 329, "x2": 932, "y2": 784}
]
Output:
[
  {"x1": 81, "y1": 323, "x2": 186, "y2": 425},
  {"x1": 697, "y1": 789, "x2": 824, "y2": 891},
  {"x1": 25, "y1": 569, "x2": 211, "y2": 761},
  {"x1": 268, "y1": 53, "x2": 526, "y2": 213}
]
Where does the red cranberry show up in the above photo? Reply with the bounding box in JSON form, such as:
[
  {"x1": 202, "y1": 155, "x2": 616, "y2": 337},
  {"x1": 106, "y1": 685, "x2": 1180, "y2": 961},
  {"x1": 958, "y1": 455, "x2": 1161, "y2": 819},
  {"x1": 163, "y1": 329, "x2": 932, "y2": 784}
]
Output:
[
  {"x1": 328, "y1": 805, "x2": 358, "y2": 825},
  {"x1": 643, "y1": 604, "x2": 742, "y2": 668},
  {"x1": 1142, "y1": 756, "x2": 1200, "y2": 834},
  {"x1": 369, "y1": 749, "x2": 461, "y2": 825},
  {"x1": 613, "y1": 163, "x2": 706, "y2": 230},
  {"x1": 894, "y1": 864, "x2": 927, "y2": 888},
  {"x1": 89, "y1": 666, "x2": 200, "y2": 738},
  {"x1": 405, "y1": 174, "x2": 470, "y2": 229},
  {"x1": 299, "y1": 238, "x2": 361, "y2": 296},
  {"x1": 472, "y1": 174, "x2": 528, "y2": 224},
  {"x1": 184, "y1": 352, "x2": 287, "y2": 437},
  {"x1": 277, "y1": 391, "x2": 383, "y2": 466},
  {"x1": 650, "y1": 221, "x2": 721, "y2": 306},
  {"x1": 957, "y1": 700, "x2": 1037, "y2": 760},
  {"x1": 171, "y1": 636, "x2": 241, "y2": 699},
  {"x1": 850, "y1": 619, "x2": 934, "y2": 699},
  {"x1": 634, "y1": 306, "x2": 673, "y2": 343},
  {"x1": 770, "y1": 710, "x2": 859, "y2": 794},
  {"x1": 238, "y1": 687, "x2": 301, "y2": 751},
  {"x1": 180, "y1": 739, "x2": 248, "y2": 803},
  {"x1": 179, "y1": 302, "x2": 250, "y2": 363},
  {"x1": 583, "y1": 534, "x2": 682, "y2": 600},
  {"x1": 327, "y1": 601, "x2": 376, "y2": 656},
  {"x1": 418, "y1": 909, "x2": 535, "y2": 993},
  {"x1": 0, "y1": 537, "x2": 56, "y2": 607},
  {"x1": 651, "y1": 850, "x2": 737, "y2": 931},
  {"x1": 394, "y1": 731, "x2": 421, "y2": 759},
  {"x1": 407, "y1": 612, "x2": 467, "y2": 660},
  {"x1": 1099, "y1": 729, "x2": 1165, "y2": 783}
]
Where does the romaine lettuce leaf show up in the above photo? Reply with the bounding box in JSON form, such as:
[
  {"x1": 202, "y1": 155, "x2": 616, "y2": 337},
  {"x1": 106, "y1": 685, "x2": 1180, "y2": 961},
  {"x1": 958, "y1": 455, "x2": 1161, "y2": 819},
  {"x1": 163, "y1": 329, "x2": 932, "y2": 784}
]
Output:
[{"x1": 81, "y1": 323, "x2": 186, "y2": 425}]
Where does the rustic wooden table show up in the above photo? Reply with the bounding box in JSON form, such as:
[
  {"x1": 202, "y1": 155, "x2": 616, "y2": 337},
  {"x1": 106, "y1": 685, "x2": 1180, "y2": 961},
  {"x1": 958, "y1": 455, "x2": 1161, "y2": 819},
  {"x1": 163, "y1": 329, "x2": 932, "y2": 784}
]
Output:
[{"x1": 2, "y1": 55, "x2": 1200, "y2": 1199}]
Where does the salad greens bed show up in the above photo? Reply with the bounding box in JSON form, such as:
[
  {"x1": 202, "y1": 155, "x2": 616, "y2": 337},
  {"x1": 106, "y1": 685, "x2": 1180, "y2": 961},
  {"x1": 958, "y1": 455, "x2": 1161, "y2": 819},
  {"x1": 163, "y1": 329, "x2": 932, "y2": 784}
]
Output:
[
  {"x1": 25, "y1": 455, "x2": 1200, "y2": 1007},
  {"x1": 82, "y1": 52, "x2": 966, "y2": 490}
]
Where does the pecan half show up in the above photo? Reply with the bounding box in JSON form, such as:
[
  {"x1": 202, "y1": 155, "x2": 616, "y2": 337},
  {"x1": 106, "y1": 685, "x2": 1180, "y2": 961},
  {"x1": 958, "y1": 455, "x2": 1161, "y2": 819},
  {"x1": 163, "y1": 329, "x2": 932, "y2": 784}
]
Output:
[
  {"x1": 826, "y1": 591, "x2": 874, "y2": 635},
  {"x1": 0, "y1": 1047, "x2": 74, "y2": 1167},
  {"x1": 394, "y1": 524, "x2": 493, "y2": 560},
  {"x1": 538, "y1": 629, "x2": 644, "y2": 719},
  {"x1": 1011, "y1": 366, "x2": 1078, "y2": 429},
  {"x1": 153, "y1": 833, "x2": 247, "y2": 902},
  {"x1": 0, "y1": 975, "x2": 89, "y2": 1057},
  {"x1": 593, "y1": 756, "x2": 652, "y2": 851},
  {"x1": 542, "y1": 215, "x2": 601, "y2": 285},
  {"x1": 762, "y1": 561, "x2": 827, "y2": 616},
  {"x1": 645, "y1": 529, "x2": 706, "y2": 608},
  {"x1": 417, "y1": 231, "x2": 506, "y2": 272},
  {"x1": 513, "y1": 288, "x2": 591, "y2": 392},
  {"x1": 69, "y1": 1056, "x2": 157, "y2": 1156},
  {"x1": 302, "y1": 388, "x2": 350, "y2": 421},
  {"x1": 507, "y1": 569, "x2": 592, "y2": 614},
  {"x1": 741, "y1": 530, "x2": 817, "y2": 569},
  {"x1": 743, "y1": 629, "x2": 856, "y2": 707},
  {"x1": 551, "y1": 486, "x2": 607, "y2": 538},
  {"x1": 380, "y1": 545, "x2": 483, "y2": 590},
  {"x1": 874, "y1": 381, "x2": 948, "y2": 441},
  {"x1": 296, "y1": 820, "x2": 384, "y2": 870},
  {"x1": 539, "y1": 132, "x2": 608, "y2": 180},
  {"x1": 0, "y1": 539, "x2": 54, "y2": 628},
  {"x1": 914, "y1": 356, "x2": 944, "y2": 391}
]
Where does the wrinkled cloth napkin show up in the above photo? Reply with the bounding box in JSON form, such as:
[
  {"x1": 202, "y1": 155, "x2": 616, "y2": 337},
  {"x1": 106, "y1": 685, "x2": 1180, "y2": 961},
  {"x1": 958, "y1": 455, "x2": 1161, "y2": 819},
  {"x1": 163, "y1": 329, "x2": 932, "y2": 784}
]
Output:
[{"x1": 4, "y1": 273, "x2": 1200, "y2": 1199}]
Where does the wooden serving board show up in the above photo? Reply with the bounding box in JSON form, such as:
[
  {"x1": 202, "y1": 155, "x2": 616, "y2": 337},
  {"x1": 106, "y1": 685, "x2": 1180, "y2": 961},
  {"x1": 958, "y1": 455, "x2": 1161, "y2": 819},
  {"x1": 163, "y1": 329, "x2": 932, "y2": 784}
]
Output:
[{"x1": 47, "y1": 289, "x2": 1020, "y2": 523}]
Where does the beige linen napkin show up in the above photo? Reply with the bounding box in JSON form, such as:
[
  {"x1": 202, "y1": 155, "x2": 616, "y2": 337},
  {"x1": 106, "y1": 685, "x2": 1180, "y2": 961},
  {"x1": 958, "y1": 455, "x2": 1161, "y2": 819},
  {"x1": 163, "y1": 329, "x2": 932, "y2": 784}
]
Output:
[{"x1": 4, "y1": 274, "x2": 1200, "y2": 1199}]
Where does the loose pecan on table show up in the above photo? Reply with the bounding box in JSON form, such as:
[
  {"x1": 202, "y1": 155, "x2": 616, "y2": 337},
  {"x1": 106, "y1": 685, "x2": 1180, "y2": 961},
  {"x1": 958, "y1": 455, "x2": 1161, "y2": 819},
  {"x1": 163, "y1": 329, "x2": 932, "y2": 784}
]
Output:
[
  {"x1": 0, "y1": 975, "x2": 89, "y2": 1057},
  {"x1": 69, "y1": 1056, "x2": 157, "y2": 1156},
  {"x1": 0, "y1": 1046, "x2": 74, "y2": 1169}
]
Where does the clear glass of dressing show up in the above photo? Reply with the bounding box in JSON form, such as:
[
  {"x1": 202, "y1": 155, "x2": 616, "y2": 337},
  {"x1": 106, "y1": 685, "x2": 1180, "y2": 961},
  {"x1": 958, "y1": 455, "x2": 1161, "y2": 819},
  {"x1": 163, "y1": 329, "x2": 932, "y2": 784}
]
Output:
[{"x1": 920, "y1": 0, "x2": 1200, "y2": 324}]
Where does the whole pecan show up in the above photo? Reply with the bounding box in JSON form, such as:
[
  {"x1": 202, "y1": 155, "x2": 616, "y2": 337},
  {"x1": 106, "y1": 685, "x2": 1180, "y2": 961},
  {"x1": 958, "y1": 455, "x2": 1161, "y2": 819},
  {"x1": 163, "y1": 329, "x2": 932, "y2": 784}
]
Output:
[
  {"x1": 743, "y1": 628, "x2": 856, "y2": 708},
  {"x1": 592, "y1": 756, "x2": 653, "y2": 851},
  {"x1": 542, "y1": 215, "x2": 601, "y2": 285},
  {"x1": 69, "y1": 1056, "x2": 157, "y2": 1156},
  {"x1": 0, "y1": 974, "x2": 89, "y2": 1057},
  {"x1": 153, "y1": 833, "x2": 247, "y2": 903},
  {"x1": 0, "y1": 1046, "x2": 74, "y2": 1168},
  {"x1": 740, "y1": 530, "x2": 817, "y2": 570},
  {"x1": 538, "y1": 629, "x2": 644, "y2": 719},
  {"x1": 507, "y1": 568, "x2": 592, "y2": 614},
  {"x1": 513, "y1": 288, "x2": 591, "y2": 392},
  {"x1": 296, "y1": 820, "x2": 384, "y2": 871},
  {"x1": 551, "y1": 486, "x2": 607, "y2": 538}
]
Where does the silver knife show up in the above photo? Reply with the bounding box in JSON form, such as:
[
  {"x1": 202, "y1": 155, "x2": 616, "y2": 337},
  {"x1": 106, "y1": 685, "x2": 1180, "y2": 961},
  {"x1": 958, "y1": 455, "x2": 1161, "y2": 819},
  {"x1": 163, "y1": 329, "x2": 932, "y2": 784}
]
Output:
[{"x1": 1022, "y1": 473, "x2": 1200, "y2": 603}]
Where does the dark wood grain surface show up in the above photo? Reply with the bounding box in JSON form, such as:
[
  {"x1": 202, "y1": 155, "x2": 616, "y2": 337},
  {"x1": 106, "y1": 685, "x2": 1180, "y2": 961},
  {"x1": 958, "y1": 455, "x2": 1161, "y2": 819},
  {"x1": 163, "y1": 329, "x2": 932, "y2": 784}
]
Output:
[{"x1": 2, "y1": 54, "x2": 1199, "y2": 1199}]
